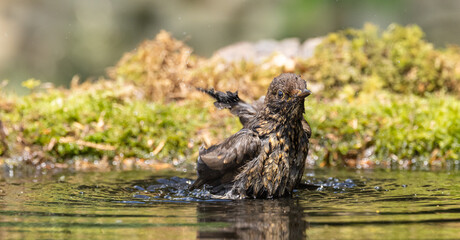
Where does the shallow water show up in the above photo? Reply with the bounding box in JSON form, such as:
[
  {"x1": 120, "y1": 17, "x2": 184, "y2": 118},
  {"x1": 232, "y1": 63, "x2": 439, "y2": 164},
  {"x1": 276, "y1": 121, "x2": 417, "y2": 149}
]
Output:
[{"x1": 1, "y1": 169, "x2": 460, "y2": 239}]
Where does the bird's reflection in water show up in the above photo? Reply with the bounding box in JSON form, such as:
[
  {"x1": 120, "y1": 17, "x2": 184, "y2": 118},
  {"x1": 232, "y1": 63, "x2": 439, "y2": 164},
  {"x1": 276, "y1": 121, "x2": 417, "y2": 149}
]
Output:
[{"x1": 196, "y1": 199, "x2": 308, "y2": 239}]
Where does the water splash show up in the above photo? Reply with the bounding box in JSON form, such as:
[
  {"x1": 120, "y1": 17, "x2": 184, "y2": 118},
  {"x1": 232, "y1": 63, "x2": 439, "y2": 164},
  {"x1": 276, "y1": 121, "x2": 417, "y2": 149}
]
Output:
[{"x1": 125, "y1": 176, "x2": 362, "y2": 202}]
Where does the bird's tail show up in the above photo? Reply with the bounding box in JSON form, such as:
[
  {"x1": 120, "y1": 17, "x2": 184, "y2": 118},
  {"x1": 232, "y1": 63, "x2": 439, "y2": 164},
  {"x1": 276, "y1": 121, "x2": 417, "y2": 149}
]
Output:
[
  {"x1": 196, "y1": 87, "x2": 241, "y2": 109},
  {"x1": 189, "y1": 179, "x2": 206, "y2": 190},
  {"x1": 189, "y1": 154, "x2": 211, "y2": 190}
]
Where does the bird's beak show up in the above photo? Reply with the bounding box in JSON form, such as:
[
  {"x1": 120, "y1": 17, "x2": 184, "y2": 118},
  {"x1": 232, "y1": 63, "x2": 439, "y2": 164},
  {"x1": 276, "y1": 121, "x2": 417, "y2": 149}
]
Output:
[{"x1": 296, "y1": 89, "x2": 311, "y2": 98}]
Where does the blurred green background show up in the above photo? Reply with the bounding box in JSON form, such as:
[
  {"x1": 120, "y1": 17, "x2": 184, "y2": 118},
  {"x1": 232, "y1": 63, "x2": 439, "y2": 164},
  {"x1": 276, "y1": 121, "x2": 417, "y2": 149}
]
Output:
[{"x1": 1, "y1": 0, "x2": 460, "y2": 93}]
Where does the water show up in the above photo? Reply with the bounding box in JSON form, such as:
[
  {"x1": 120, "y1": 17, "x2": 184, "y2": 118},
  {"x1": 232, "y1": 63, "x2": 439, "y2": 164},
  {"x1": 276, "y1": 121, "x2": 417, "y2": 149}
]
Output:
[{"x1": 1, "y1": 169, "x2": 460, "y2": 239}]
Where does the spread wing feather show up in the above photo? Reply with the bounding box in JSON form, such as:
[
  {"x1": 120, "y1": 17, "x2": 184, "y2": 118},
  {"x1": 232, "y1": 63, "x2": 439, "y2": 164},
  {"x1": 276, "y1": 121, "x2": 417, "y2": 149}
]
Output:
[
  {"x1": 197, "y1": 88, "x2": 263, "y2": 128},
  {"x1": 198, "y1": 88, "x2": 311, "y2": 138},
  {"x1": 190, "y1": 129, "x2": 261, "y2": 190}
]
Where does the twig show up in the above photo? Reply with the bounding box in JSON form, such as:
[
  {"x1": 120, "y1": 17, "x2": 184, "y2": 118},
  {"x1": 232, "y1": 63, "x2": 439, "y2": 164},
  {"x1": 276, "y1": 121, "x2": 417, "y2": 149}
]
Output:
[{"x1": 152, "y1": 140, "x2": 166, "y2": 155}]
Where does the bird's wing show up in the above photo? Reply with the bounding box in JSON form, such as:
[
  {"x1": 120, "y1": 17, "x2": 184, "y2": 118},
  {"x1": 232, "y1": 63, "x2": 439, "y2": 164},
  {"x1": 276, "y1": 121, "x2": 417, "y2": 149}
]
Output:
[
  {"x1": 198, "y1": 88, "x2": 263, "y2": 127},
  {"x1": 249, "y1": 96, "x2": 265, "y2": 112},
  {"x1": 302, "y1": 119, "x2": 312, "y2": 138},
  {"x1": 190, "y1": 129, "x2": 261, "y2": 190}
]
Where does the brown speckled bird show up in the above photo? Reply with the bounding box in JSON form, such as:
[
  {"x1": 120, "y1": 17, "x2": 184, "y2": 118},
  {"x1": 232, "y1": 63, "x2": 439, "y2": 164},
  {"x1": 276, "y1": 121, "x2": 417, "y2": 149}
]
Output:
[{"x1": 190, "y1": 73, "x2": 312, "y2": 199}]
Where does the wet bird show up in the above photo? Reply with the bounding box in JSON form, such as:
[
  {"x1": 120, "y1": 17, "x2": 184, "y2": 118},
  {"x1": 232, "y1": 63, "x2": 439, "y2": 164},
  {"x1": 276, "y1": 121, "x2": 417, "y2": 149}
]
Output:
[{"x1": 190, "y1": 73, "x2": 312, "y2": 198}]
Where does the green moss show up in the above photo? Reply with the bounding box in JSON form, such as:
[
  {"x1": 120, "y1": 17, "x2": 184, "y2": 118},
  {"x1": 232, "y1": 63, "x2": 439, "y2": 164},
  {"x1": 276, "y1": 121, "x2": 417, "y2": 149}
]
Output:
[
  {"x1": 112, "y1": 24, "x2": 460, "y2": 102},
  {"x1": 111, "y1": 30, "x2": 198, "y2": 102},
  {"x1": 2, "y1": 82, "x2": 208, "y2": 163},
  {"x1": 2, "y1": 25, "x2": 460, "y2": 169},
  {"x1": 2, "y1": 82, "x2": 458, "y2": 168},
  {"x1": 301, "y1": 23, "x2": 460, "y2": 97},
  {"x1": 307, "y1": 92, "x2": 460, "y2": 167}
]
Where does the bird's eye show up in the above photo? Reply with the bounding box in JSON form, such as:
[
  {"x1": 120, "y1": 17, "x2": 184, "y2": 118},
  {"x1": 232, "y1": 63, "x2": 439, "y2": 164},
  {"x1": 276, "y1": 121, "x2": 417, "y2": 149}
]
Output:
[{"x1": 278, "y1": 90, "x2": 283, "y2": 97}]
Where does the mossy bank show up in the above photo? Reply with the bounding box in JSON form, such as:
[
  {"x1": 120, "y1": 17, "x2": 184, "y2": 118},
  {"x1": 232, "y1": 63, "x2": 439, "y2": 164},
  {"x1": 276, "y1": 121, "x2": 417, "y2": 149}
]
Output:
[{"x1": 1, "y1": 24, "x2": 459, "y2": 170}]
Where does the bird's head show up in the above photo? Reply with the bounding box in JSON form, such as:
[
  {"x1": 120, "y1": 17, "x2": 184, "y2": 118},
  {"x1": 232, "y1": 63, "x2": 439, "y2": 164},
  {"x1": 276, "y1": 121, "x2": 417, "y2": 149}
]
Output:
[{"x1": 264, "y1": 73, "x2": 311, "y2": 119}]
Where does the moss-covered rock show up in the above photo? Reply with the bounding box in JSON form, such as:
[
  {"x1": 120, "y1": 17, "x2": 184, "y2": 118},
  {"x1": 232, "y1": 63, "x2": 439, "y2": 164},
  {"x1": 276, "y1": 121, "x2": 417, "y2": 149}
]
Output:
[
  {"x1": 1, "y1": 24, "x2": 460, "y2": 169},
  {"x1": 110, "y1": 30, "x2": 200, "y2": 102},
  {"x1": 300, "y1": 24, "x2": 460, "y2": 97},
  {"x1": 307, "y1": 92, "x2": 460, "y2": 168},
  {"x1": 2, "y1": 82, "x2": 458, "y2": 168},
  {"x1": 2, "y1": 80, "x2": 205, "y2": 164}
]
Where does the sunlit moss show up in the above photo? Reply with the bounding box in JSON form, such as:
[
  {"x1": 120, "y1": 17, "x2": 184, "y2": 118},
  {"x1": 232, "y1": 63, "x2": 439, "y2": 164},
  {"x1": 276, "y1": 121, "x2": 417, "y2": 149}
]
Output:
[
  {"x1": 113, "y1": 25, "x2": 460, "y2": 101},
  {"x1": 300, "y1": 23, "x2": 460, "y2": 97},
  {"x1": 307, "y1": 92, "x2": 460, "y2": 167},
  {"x1": 110, "y1": 30, "x2": 200, "y2": 102},
  {"x1": 1, "y1": 25, "x2": 460, "y2": 168},
  {"x1": 2, "y1": 83, "x2": 458, "y2": 167},
  {"x1": 111, "y1": 31, "x2": 292, "y2": 101},
  {"x1": 1, "y1": 80, "x2": 210, "y2": 163}
]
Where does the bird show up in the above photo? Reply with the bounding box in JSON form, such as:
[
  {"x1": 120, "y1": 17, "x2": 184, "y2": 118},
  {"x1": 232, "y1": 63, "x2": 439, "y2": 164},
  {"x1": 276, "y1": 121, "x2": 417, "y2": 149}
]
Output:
[{"x1": 190, "y1": 73, "x2": 312, "y2": 199}]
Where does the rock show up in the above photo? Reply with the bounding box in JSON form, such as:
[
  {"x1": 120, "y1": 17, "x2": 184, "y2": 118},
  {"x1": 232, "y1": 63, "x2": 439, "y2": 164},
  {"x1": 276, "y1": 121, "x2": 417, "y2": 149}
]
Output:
[{"x1": 213, "y1": 37, "x2": 323, "y2": 63}]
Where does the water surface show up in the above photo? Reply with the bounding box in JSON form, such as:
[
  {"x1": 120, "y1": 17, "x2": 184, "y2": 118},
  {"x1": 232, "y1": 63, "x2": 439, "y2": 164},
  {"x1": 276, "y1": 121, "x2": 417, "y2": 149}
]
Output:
[{"x1": 1, "y1": 169, "x2": 459, "y2": 239}]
